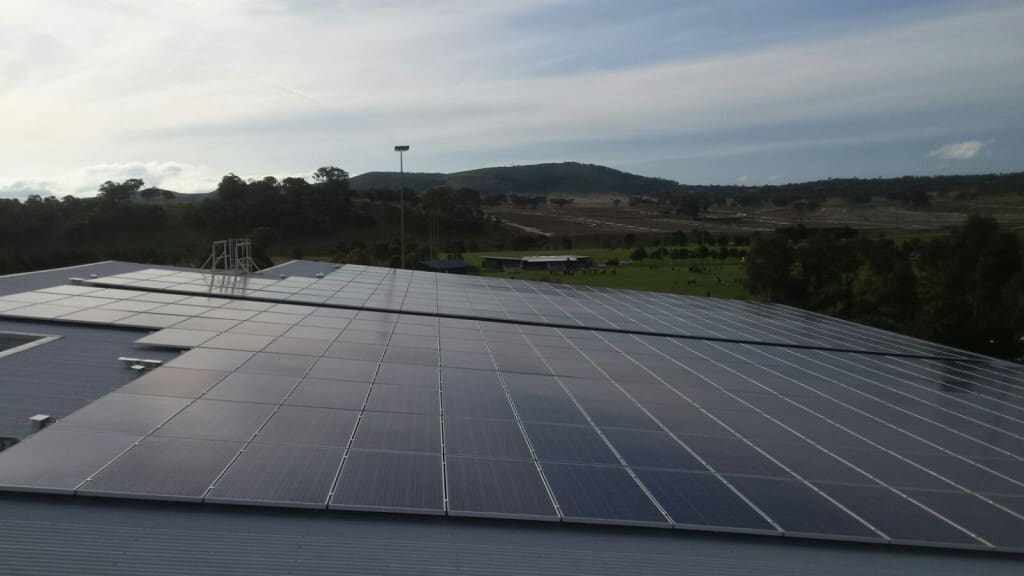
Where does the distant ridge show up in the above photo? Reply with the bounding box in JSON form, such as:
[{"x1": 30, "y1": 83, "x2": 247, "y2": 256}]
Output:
[{"x1": 350, "y1": 162, "x2": 681, "y2": 196}]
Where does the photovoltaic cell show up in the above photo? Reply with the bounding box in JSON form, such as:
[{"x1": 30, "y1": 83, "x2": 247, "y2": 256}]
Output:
[
  {"x1": 53, "y1": 393, "x2": 189, "y2": 436},
  {"x1": 237, "y1": 352, "x2": 317, "y2": 378},
  {"x1": 331, "y1": 450, "x2": 443, "y2": 513},
  {"x1": 80, "y1": 436, "x2": 243, "y2": 501},
  {"x1": 814, "y1": 482, "x2": 982, "y2": 548},
  {"x1": 601, "y1": 428, "x2": 707, "y2": 471},
  {"x1": 524, "y1": 422, "x2": 619, "y2": 464},
  {"x1": 0, "y1": 429, "x2": 139, "y2": 493},
  {"x1": 441, "y1": 382, "x2": 516, "y2": 420},
  {"x1": 285, "y1": 378, "x2": 371, "y2": 411},
  {"x1": 446, "y1": 457, "x2": 556, "y2": 519},
  {"x1": 153, "y1": 399, "x2": 276, "y2": 443},
  {"x1": 255, "y1": 406, "x2": 358, "y2": 447},
  {"x1": 364, "y1": 383, "x2": 440, "y2": 415},
  {"x1": 207, "y1": 442, "x2": 344, "y2": 507},
  {"x1": 203, "y1": 372, "x2": 299, "y2": 404},
  {"x1": 351, "y1": 412, "x2": 441, "y2": 453},
  {"x1": 901, "y1": 489, "x2": 1024, "y2": 551},
  {"x1": 632, "y1": 468, "x2": 775, "y2": 532},
  {"x1": 443, "y1": 417, "x2": 531, "y2": 459},
  {"x1": 724, "y1": 475, "x2": 880, "y2": 540},
  {"x1": 678, "y1": 435, "x2": 793, "y2": 478},
  {"x1": 117, "y1": 367, "x2": 228, "y2": 398},
  {"x1": 540, "y1": 462, "x2": 666, "y2": 525},
  {"x1": 308, "y1": 357, "x2": 379, "y2": 382}
]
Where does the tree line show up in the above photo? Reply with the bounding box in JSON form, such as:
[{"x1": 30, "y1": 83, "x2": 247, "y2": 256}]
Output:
[
  {"x1": 0, "y1": 167, "x2": 501, "y2": 274},
  {"x1": 746, "y1": 217, "x2": 1024, "y2": 360}
]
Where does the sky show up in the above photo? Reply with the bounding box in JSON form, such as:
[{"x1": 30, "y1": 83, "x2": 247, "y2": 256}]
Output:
[{"x1": 1, "y1": 0, "x2": 1022, "y2": 198}]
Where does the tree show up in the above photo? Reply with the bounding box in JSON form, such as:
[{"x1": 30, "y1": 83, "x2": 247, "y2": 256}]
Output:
[
  {"x1": 916, "y1": 216, "x2": 1022, "y2": 356},
  {"x1": 313, "y1": 166, "x2": 349, "y2": 185},
  {"x1": 746, "y1": 234, "x2": 796, "y2": 301},
  {"x1": 630, "y1": 247, "x2": 647, "y2": 261},
  {"x1": 139, "y1": 188, "x2": 160, "y2": 203},
  {"x1": 98, "y1": 179, "x2": 145, "y2": 205},
  {"x1": 850, "y1": 240, "x2": 918, "y2": 331}
]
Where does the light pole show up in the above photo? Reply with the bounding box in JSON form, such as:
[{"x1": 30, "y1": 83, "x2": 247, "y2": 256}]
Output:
[{"x1": 395, "y1": 145, "x2": 410, "y2": 268}]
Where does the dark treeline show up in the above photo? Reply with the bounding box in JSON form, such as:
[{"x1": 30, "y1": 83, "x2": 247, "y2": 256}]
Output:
[
  {"x1": 0, "y1": 167, "x2": 499, "y2": 273},
  {"x1": 746, "y1": 217, "x2": 1024, "y2": 360},
  {"x1": 676, "y1": 172, "x2": 1024, "y2": 207},
  {"x1": 616, "y1": 172, "x2": 1024, "y2": 217}
]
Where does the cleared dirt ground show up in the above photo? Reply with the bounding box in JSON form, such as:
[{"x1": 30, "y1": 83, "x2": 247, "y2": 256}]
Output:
[{"x1": 487, "y1": 194, "x2": 1024, "y2": 238}]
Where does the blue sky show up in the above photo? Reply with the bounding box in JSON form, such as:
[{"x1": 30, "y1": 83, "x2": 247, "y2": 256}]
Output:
[{"x1": 1, "y1": 0, "x2": 1021, "y2": 197}]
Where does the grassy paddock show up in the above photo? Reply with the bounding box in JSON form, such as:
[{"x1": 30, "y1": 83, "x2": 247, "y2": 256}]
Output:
[{"x1": 463, "y1": 248, "x2": 749, "y2": 299}]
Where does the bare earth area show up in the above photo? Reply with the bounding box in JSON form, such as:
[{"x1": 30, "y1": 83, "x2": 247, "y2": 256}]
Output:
[{"x1": 488, "y1": 195, "x2": 1024, "y2": 238}]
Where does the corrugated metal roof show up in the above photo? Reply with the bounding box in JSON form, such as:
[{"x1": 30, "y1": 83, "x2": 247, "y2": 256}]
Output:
[
  {"x1": 0, "y1": 319, "x2": 178, "y2": 439},
  {"x1": 0, "y1": 494, "x2": 1019, "y2": 576}
]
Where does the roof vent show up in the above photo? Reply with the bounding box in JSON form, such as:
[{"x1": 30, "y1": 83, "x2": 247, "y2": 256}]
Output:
[
  {"x1": 279, "y1": 274, "x2": 287, "y2": 279},
  {"x1": 315, "y1": 273, "x2": 325, "y2": 278},
  {"x1": 118, "y1": 357, "x2": 163, "y2": 371},
  {"x1": 29, "y1": 414, "x2": 55, "y2": 432}
]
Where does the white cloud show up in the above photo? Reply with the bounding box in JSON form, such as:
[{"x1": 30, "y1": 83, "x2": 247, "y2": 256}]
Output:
[
  {"x1": 928, "y1": 140, "x2": 992, "y2": 160},
  {"x1": 0, "y1": 1, "x2": 1020, "y2": 183},
  {"x1": 736, "y1": 175, "x2": 750, "y2": 184},
  {"x1": 0, "y1": 161, "x2": 219, "y2": 199}
]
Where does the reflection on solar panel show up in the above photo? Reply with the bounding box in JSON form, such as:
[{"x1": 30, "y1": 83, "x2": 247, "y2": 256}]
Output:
[
  {"x1": 0, "y1": 265, "x2": 1022, "y2": 553},
  {"x1": 69, "y1": 266, "x2": 972, "y2": 358}
]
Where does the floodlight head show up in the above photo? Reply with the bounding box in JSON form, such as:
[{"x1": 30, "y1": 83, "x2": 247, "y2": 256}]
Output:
[{"x1": 394, "y1": 145, "x2": 410, "y2": 152}]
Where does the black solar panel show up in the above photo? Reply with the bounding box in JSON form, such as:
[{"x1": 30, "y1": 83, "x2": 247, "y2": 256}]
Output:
[{"x1": 0, "y1": 267, "x2": 1022, "y2": 553}]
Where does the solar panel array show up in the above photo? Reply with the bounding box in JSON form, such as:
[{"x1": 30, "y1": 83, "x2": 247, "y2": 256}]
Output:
[
  {"x1": 0, "y1": 266, "x2": 1022, "y2": 553},
  {"x1": 76, "y1": 266, "x2": 972, "y2": 359}
]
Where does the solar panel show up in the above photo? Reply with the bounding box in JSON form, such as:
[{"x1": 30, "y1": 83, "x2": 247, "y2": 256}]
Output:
[
  {"x1": 540, "y1": 462, "x2": 666, "y2": 525},
  {"x1": 69, "y1": 265, "x2": 975, "y2": 357},
  {"x1": 631, "y1": 469, "x2": 775, "y2": 532},
  {"x1": 203, "y1": 372, "x2": 300, "y2": 404},
  {"x1": 330, "y1": 450, "x2": 444, "y2": 514},
  {"x1": 351, "y1": 411, "x2": 441, "y2": 453},
  {"x1": 0, "y1": 429, "x2": 139, "y2": 493},
  {"x1": 206, "y1": 442, "x2": 344, "y2": 507},
  {"x1": 152, "y1": 399, "x2": 276, "y2": 442},
  {"x1": 284, "y1": 378, "x2": 371, "y2": 411},
  {"x1": 117, "y1": 367, "x2": 228, "y2": 399},
  {"x1": 52, "y1": 393, "x2": 190, "y2": 436},
  {"x1": 0, "y1": 271, "x2": 1022, "y2": 552},
  {"x1": 445, "y1": 456, "x2": 556, "y2": 519},
  {"x1": 723, "y1": 475, "x2": 881, "y2": 540},
  {"x1": 443, "y1": 417, "x2": 532, "y2": 459},
  {"x1": 78, "y1": 436, "x2": 244, "y2": 501},
  {"x1": 254, "y1": 406, "x2": 358, "y2": 447}
]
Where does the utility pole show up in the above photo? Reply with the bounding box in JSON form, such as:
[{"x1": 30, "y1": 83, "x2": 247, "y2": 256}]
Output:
[{"x1": 395, "y1": 145, "x2": 410, "y2": 268}]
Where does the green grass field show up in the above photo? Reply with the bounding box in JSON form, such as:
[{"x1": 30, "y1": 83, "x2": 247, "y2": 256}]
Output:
[{"x1": 462, "y1": 248, "x2": 750, "y2": 299}]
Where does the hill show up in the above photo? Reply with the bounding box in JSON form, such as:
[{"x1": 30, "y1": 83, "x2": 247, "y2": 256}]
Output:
[
  {"x1": 129, "y1": 187, "x2": 211, "y2": 204},
  {"x1": 350, "y1": 162, "x2": 681, "y2": 196}
]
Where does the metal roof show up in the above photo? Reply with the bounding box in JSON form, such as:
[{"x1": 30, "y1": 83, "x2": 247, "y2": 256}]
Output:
[
  {"x1": 1, "y1": 493, "x2": 1020, "y2": 576},
  {"x1": 0, "y1": 318, "x2": 178, "y2": 439},
  {"x1": 0, "y1": 260, "x2": 1021, "y2": 573}
]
